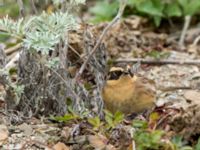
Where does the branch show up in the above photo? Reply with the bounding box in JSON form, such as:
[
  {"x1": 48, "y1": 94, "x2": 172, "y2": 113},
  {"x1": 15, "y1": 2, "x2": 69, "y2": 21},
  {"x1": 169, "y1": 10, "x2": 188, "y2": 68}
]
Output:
[
  {"x1": 75, "y1": 0, "x2": 127, "y2": 80},
  {"x1": 179, "y1": 15, "x2": 191, "y2": 47},
  {"x1": 5, "y1": 43, "x2": 22, "y2": 55},
  {"x1": 115, "y1": 58, "x2": 200, "y2": 65},
  {"x1": 29, "y1": 0, "x2": 37, "y2": 14},
  {"x1": 5, "y1": 52, "x2": 20, "y2": 69},
  {"x1": 17, "y1": 0, "x2": 25, "y2": 17}
]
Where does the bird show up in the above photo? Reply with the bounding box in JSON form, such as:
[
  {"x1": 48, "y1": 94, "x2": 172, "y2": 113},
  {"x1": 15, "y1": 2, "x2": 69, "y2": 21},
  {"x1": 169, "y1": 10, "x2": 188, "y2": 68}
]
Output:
[{"x1": 102, "y1": 66, "x2": 156, "y2": 115}]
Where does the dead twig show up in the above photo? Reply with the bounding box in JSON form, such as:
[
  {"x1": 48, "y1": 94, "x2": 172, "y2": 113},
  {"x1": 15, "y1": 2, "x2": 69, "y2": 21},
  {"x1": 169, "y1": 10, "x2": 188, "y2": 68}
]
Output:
[
  {"x1": 29, "y1": 0, "x2": 37, "y2": 14},
  {"x1": 5, "y1": 43, "x2": 22, "y2": 55},
  {"x1": 158, "y1": 86, "x2": 192, "y2": 91},
  {"x1": 75, "y1": 0, "x2": 127, "y2": 80},
  {"x1": 20, "y1": 139, "x2": 51, "y2": 150},
  {"x1": 47, "y1": 66, "x2": 80, "y2": 104},
  {"x1": 179, "y1": 15, "x2": 191, "y2": 47},
  {"x1": 5, "y1": 52, "x2": 21, "y2": 69},
  {"x1": 115, "y1": 58, "x2": 200, "y2": 65},
  {"x1": 17, "y1": 0, "x2": 25, "y2": 18},
  {"x1": 192, "y1": 34, "x2": 200, "y2": 46},
  {"x1": 68, "y1": 44, "x2": 82, "y2": 58}
]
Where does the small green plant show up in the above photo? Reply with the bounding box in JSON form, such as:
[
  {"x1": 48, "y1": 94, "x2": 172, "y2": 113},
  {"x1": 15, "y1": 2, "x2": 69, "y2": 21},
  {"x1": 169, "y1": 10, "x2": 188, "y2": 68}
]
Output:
[
  {"x1": 131, "y1": 119, "x2": 196, "y2": 150},
  {"x1": 195, "y1": 138, "x2": 200, "y2": 150},
  {"x1": 88, "y1": 116, "x2": 102, "y2": 130},
  {"x1": 89, "y1": 1, "x2": 118, "y2": 23},
  {"x1": 50, "y1": 113, "x2": 79, "y2": 123},
  {"x1": 132, "y1": 119, "x2": 148, "y2": 129},
  {"x1": 171, "y1": 136, "x2": 193, "y2": 150},
  {"x1": 50, "y1": 108, "x2": 80, "y2": 123},
  {"x1": 46, "y1": 57, "x2": 60, "y2": 69},
  {"x1": 0, "y1": 0, "x2": 87, "y2": 55},
  {"x1": 90, "y1": 0, "x2": 200, "y2": 26},
  {"x1": 134, "y1": 129, "x2": 165, "y2": 150},
  {"x1": 147, "y1": 50, "x2": 170, "y2": 59},
  {"x1": 104, "y1": 110, "x2": 124, "y2": 129}
]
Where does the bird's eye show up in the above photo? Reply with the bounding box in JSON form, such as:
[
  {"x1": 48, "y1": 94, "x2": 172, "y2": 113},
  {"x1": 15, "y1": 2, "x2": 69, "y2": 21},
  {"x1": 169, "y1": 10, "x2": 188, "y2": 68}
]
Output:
[{"x1": 108, "y1": 70, "x2": 123, "y2": 80}]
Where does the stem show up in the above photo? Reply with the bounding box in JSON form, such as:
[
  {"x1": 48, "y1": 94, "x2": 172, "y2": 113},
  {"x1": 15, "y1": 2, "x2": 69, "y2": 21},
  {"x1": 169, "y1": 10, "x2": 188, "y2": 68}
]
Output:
[
  {"x1": 75, "y1": 0, "x2": 127, "y2": 80},
  {"x1": 179, "y1": 15, "x2": 191, "y2": 47}
]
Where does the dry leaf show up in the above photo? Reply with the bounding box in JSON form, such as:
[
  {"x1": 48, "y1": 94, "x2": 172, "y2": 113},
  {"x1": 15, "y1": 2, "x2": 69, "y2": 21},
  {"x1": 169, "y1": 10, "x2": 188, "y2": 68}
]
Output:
[
  {"x1": 184, "y1": 90, "x2": 200, "y2": 104},
  {"x1": 53, "y1": 142, "x2": 70, "y2": 150},
  {"x1": 18, "y1": 123, "x2": 33, "y2": 136},
  {"x1": 88, "y1": 135, "x2": 107, "y2": 149},
  {"x1": 0, "y1": 125, "x2": 8, "y2": 146},
  {"x1": 88, "y1": 135, "x2": 116, "y2": 150},
  {"x1": 61, "y1": 127, "x2": 71, "y2": 140}
]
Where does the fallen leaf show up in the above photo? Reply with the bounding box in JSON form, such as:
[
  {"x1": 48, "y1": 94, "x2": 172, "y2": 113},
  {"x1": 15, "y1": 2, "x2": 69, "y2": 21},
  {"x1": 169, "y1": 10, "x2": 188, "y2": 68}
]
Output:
[
  {"x1": 18, "y1": 123, "x2": 33, "y2": 136},
  {"x1": 88, "y1": 135, "x2": 107, "y2": 149},
  {"x1": 88, "y1": 135, "x2": 116, "y2": 150},
  {"x1": 0, "y1": 124, "x2": 8, "y2": 146},
  {"x1": 184, "y1": 90, "x2": 200, "y2": 104},
  {"x1": 61, "y1": 127, "x2": 71, "y2": 140},
  {"x1": 53, "y1": 142, "x2": 70, "y2": 150}
]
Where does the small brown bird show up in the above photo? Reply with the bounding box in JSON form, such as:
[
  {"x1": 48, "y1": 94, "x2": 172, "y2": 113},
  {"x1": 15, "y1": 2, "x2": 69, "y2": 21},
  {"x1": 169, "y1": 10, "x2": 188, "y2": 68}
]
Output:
[{"x1": 102, "y1": 66, "x2": 156, "y2": 114}]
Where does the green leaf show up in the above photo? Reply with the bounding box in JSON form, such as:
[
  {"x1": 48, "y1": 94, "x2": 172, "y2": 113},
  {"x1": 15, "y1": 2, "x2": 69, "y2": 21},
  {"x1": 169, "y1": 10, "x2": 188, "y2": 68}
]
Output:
[
  {"x1": 171, "y1": 135, "x2": 188, "y2": 149},
  {"x1": 46, "y1": 57, "x2": 60, "y2": 69},
  {"x1": 151, "y1": 130, "x2": 164, "y2": 143},
  {"x1": 181, "y1": 146, "x2": 193, "y2": 150},
  {"x1": 104, "y1": 109, "x2": 113, "y2": 118},
  {"x1": 14, "y1": 85, "x2": 25, "y2": 95},
  {"x1": 104, "y1": 110, "x2": 117, "y2": 129},
  {"x1": 89, "y1": 1, "x2": 118, "y2": 22},
  {"x1": 90, "y1": 1, "x2": 118, "y2": 17},
  {"x1": 51, "y1": 114, "x2": 79, "y2": 123},
  {"x1": 0, "y1": 33, "x2": 10, "y2": 42},
  {"x1": 132, "y1": 120, "x2": 148, "y2": 129},
  {"x1": 178, "y1": 0, "x2": 188, "y2": 8},
  {"x1": 113, "y1": 111, "x2": 124, "y2": 123},
  {"x1": 186, "y1": 0, "x2": 200, "y2": 15},
  {"x1": 88, "y1": 116, "x2": 101, "y2": 130},
  {"x1": 153, "y1": 16, "x2": 162, "y2": 27},
  {"x1": 147, "y1": 50, "x2": 170, "y2": 59},
  {"x1": 136, "y1": 0, "x2": 164, "y2": 17},
  {"x1": 134, "y1": 129, "x2": 165, "y2": 149},
  {"x1": 165, "y1": 3, "x2": 182, "y2": 17},
  {"x1": 178, "y1": 0, "x2": 200, "y2": 15},
  {"x1": 195, "y1": 138, "x2": 200, "y2": 150},
  {"x1": 9, "y1": 67, "x2": 17, "y2": 75}
]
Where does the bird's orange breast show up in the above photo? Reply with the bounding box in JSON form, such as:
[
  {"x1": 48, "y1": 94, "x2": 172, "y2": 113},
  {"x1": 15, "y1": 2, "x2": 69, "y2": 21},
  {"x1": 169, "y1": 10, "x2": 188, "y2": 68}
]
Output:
[{"x1": 102, "y1": 75, "x2": 156, "y2": 114}]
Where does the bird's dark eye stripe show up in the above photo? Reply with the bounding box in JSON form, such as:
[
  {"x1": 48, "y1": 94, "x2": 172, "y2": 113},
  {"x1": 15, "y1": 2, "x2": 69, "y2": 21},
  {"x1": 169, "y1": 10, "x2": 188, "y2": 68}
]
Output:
[
  {"x1": 107, "y1": 69, "x2": 134, "y2": 80},
  {"x1": 108, "y1": 70, "x2": 123, "y2": 80}
]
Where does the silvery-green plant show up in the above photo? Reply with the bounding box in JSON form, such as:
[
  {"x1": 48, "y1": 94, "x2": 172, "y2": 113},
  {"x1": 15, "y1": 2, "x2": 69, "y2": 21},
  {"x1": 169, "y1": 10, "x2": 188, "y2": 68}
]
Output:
[
  {"x1": 52, "y1": 0, "x2": 86, "y2": 5},
  {"x1": 0, "y1": 10, "x2": 78, "y2": 54}
]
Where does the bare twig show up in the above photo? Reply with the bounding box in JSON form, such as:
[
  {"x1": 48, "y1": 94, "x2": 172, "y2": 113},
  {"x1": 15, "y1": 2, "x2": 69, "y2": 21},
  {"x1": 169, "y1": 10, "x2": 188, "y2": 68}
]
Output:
[
  {"x1": 115, "y1": 58, "x2": 200, "y2": 65},
  {"x1": 5, "y1": 52, "x2": 21, "y2": 69},
  {"x1": 75, "y1": 0, "x2": 127, "y2": 80},
  {"x1": 59, "y1": 38, "x2": 68, "y2": 69},
  {"x1": 192, "y1": 34, "x2": 200, "y2": 46},
  {"x1": 179, "y1": 15, "x2": 191, "y2": 47},
  {"x1": 29, "y1": 0, "x2": 37, "y2": 14},
  {"x1": 5, "y1": 43, "x2": 22, "y2": 55},
  {"x1": 0, "y1": 44, "x2": 6, "y2": 67},
  {"x1": 17, "y1": 0, "x2": 25, "y2": 17},
  {"x1": 20, "y1": 139, "x2": 51, "y2": 150},
  {"x1": 68, "y1": 44, "x2": 82, "y2": 58},
  {"x1": 158, "y1": 86, "x2": 192, "y2": 91},
  {"x1": 47, "y1": 66, "x2": 80, "y2": 102}
]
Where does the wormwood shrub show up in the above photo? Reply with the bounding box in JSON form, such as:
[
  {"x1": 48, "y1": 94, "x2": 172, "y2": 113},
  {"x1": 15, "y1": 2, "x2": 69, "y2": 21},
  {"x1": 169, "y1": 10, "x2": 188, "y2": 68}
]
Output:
[{"x1": 0, "y1": 0, "x2": 88, "y2": 119}]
